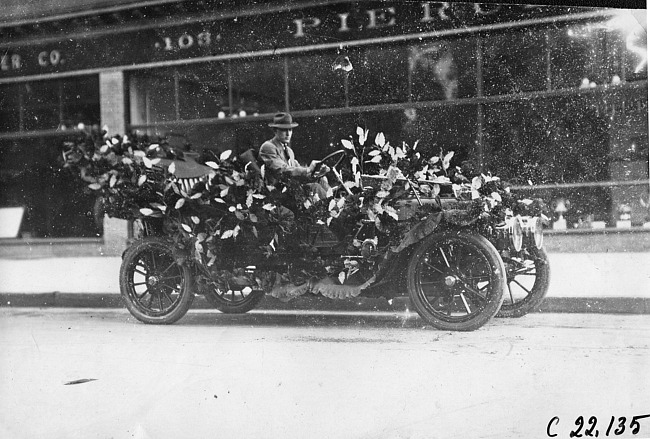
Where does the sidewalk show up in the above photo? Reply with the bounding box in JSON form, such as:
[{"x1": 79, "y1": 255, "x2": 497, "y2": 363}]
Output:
[{"x1": 1, "y1": 252, "x2": 649, "y2": 313}]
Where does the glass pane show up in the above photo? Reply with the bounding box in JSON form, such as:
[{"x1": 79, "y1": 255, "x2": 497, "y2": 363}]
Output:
[
  {"x1": 155, "y1": 121, "x2": 268, "y2": 156},
  {"x1": 129, "y1": 68, "x2": 177, "y2": 123},
  {"x1": 549, "y1": 23, "x2": 623, "y2": 89},
  {"x1": 288, "y1": 52, "x2": 346, "y2": 111},
  {"x1": 22, "y1": 81, "x2": 61, "y2": 130},
  {"x1": 514, "y1": 185, "x2": 613, "y2": 227},
  {"x1": 620, "y1": 10, "x2": 648, "y2": 81},
  {"x1": 400, "y1": 105, "x2": 478, "y2": 163},
  {"x1": 177, "y1": 63, "x2": 230, "y2": 120},
  {"x1": 61, "y1": 76, "x2": 100, "y2": 129},
  {"x1": 348, "y1": 45, "x2": 409, "y2": 106},
  {"x1": 483, "y1": 97, "x2": 614, "y2": 227},
  {"x1": 0, "y1": 84, "x2": 20, "y2": 132},
  {"x1": 409, "y1": 37, "x2": 477, "y2": 101},
  {"x1": 483, "y1": 97, "x2": 611, "y2": 184},
  {"x1": 482, "y1": 29, "x2": 547, "y2": 95},
  {"x1": 231, "y1": 57, "x2": 285, "y2": 115},
  {"x1": 0, "y1": 136, "x2": 101, "y2": 238},
  {"x1": 288, "y1": 107, "x2": 477, "y2": 166}
]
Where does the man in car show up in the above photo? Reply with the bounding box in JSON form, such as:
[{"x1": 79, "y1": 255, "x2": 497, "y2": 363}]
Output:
[{"x1": 258, "y1": 112, "x2": 330, "y2": 199}]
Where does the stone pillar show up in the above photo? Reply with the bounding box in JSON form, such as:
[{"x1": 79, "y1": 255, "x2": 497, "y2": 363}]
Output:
[
  {"x1": 99, "y1": 70, "x2": 129, "y2": 254},
  {"x1": 100, "y1": 70, "x2": 126, "y2": 135}
]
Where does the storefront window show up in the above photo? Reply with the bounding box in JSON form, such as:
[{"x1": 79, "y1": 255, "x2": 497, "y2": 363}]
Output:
[
  {"x1": 621, "y1": 15, "x2": 648, "y2": 82},
  {"x1": 0, "y1": 77, "x2": 99, "y2": 132},
  {"x1": 178, "y1": 63, "x2": 229, "y2": 120},
  {"x1": 400, "y1": 105, "x2": 478, "y2": 162},
  {"x1": 483, "y1": 96, "x2": 615, "y2": 226},
  {"x1": 348, "y1": 45, "x2": 409, "y2": 106},
  {"x1": 60, "y1": 76, "x2": 100, "y2": 129},
  {"x1": 0, "y1": 84, "x2": 20, "y2": 132},
  {"x1": 230, "y1": 56, "x2": 286, "y2": 115},
  {"x1": 482, "y1": 29, "x2": 547, "y2": 95},
  {"x1": 22, "y1": 81, "x2": 62, "y2": 131},
  {"x1": 288, "y1": 51, "x2": 346, "y2": 111},
  {"x1": 169, "y1": 121, "x2": 267, "y2": 156},
  {"x1": 409, "y1": 37, "x2": 477, "y2": 101},
  {"x1": 0, "y1": 135, "x2": 102, "y2": 238},
  {"x1": 292, "y1": 106, "x2": 478, "y2": 166},
  {"x1": 130, "y1": 68, "x2": 176, "y2": 124},
  {"x1": 0, "y1": 75, "x2": 100, "y2": 239},
  {"x1": 549, "y1": 23, "x2": 623, "y2": 89},
  {"x1": 484, "y1": 97, "x2": 611, "y2": 183},
  {"x1": 292, "y1": 114, "x2": 354, "y2": 162}
]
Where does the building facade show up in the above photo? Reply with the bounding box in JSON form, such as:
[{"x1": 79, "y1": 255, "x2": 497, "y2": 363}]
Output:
[{"x1": 0, "y1": 0, "x2": 648, "y2": 255}]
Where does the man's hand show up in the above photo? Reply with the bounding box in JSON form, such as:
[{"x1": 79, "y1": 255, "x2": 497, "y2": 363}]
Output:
[{"x1": 308, "y1": 160, "x2": 330, "y2": 178}]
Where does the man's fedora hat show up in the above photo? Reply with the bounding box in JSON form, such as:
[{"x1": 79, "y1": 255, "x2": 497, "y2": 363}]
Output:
[{"x1": 268, "y1": 112, "x2": 299, "y2": 129}]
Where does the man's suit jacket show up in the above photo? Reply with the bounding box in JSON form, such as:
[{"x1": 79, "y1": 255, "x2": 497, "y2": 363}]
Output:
[{"x1": 258, "y1": 138, "x2": 310, "y2": 178}]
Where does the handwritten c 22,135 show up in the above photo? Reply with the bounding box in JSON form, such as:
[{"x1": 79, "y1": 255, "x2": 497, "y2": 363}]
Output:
[{"x1": 547, "y1": 414, "x2": 650, "y2": 438}]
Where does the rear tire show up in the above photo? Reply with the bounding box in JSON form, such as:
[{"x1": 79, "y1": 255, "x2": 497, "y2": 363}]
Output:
[
  {"x1": 120, "y1": 237, "x2": 193, "y2": 324},
  {"x1": 406, "y1": 231, "x2": 506, "y2": 331},
  {"x1": 497, "y1": 247, "x2": 550, "y2": 318},
  {"x1": 203, "y1": 287, "x2": 265, "y2": 314}
]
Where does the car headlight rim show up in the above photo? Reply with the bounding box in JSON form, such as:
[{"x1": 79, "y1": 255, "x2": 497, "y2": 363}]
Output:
[
  {"x1": 509, "y1": 215, "x2": 524, "y2": 252},
  {"x1": 533, "y1": 216, "x2": 544, "y2": 249}
]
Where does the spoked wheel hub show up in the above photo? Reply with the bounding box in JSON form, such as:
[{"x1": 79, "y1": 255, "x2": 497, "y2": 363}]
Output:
[
  {"x1": 147, "y1": 275, "x2": 161, "y2": 286},
  {"x1": 444, "y1": 275, "x2": 458, "y2": 287}
]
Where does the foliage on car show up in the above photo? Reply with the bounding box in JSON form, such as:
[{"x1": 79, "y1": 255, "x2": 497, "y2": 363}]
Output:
[{"x1": 62, "y1": 126, "x2": 548, "y2": 273}]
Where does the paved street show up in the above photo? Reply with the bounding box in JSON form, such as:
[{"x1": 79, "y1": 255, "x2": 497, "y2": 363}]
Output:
[{"x1": 1, "y1": 308, "x2": 649, "y2": 439}]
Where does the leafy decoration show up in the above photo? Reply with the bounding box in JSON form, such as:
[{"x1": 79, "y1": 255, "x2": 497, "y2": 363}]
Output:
[{"x1": 63, "y1": 127, "x2": 547, "y2": 285}]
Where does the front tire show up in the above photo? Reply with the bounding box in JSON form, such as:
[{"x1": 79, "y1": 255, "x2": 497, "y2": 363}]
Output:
[
  {"x1": 406, "y1": 231, "x2": 506, "y2": 331},
  {"x1": 120, "y1": 237, "x2": 194, "y2": 324}
]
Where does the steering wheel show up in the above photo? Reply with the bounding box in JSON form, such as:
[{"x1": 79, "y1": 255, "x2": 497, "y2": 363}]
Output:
[{"x1": 312, "y1": 149, "x2": 347, "y2": 178}]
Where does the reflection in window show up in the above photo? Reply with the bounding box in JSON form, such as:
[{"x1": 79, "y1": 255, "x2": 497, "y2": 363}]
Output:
[
  {"x1": 482, "y1": 29, "x2": 547, "y2": 95},
  {"x1": 22, "y1": 81, "x2": 61, "y2": 131},
  {"x1": 348, "y1": 46, "x2": 408, "y2": 106},
  {"x1": 288, "y1": 52, "x2": 346, "y2": 111},
  {"x1": 400, "y1": 106, "x2": 477, "y2": 163},
  {"x1": 61, "y1": 76, "x2": 100, "y2": 129},
  {"x1": 409, "y1": 37, "x2": 477, "y2": 101},
  {"x1": 483, "y1": 97, "x2": 612, "y2": 223},
  {"x1": 0, "y1": 136, "x2": 102, "y2": 238},
  {"x1": 231, "y1": 57, "x2": 286, "y2": 115},
  {"x1": 483, "y1": 97, "x2": 610, "y2": 184},
  {"x1": 0, "y1": 77, "x2": 99, "y2": 132},
  {"x1": 129, "y1": 69, "x2": 176, "y2": 124},
  {"x1": 178, "y1": 64, "x2": 229, "y2": 120},
  {"x1": 0, "y1": 84, "x2": 21, "y2": 132},
  {"x1": 519, "y1": 186, "x2": 613, "y2": 227},
  {"x1": 621, "y1": 18, "x2": 648, "y2": 81},
  {"x1": 166, "y1": 121, "x2": 267, "y2": 155},
  {"x1": 549, "y1": 24, "x2": 623, "y2": 89}
]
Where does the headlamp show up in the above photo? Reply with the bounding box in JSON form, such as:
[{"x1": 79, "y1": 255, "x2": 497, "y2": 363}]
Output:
[
  {"x1": 519, "y1": 216, "x2": 544, "y2": 250},
  {"x1": 509, "y1": 215, "x2": 524, "y2": 252}
]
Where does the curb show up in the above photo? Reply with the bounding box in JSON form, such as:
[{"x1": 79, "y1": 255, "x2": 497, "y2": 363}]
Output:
[{"x1": 1, "y1": 293, "x2": 649, "y2": 314}]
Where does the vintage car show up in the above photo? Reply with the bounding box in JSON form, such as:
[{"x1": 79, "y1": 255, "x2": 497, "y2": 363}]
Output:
[{"x1": 64, "y1": 128, "x2": 549, "y2": 331}]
